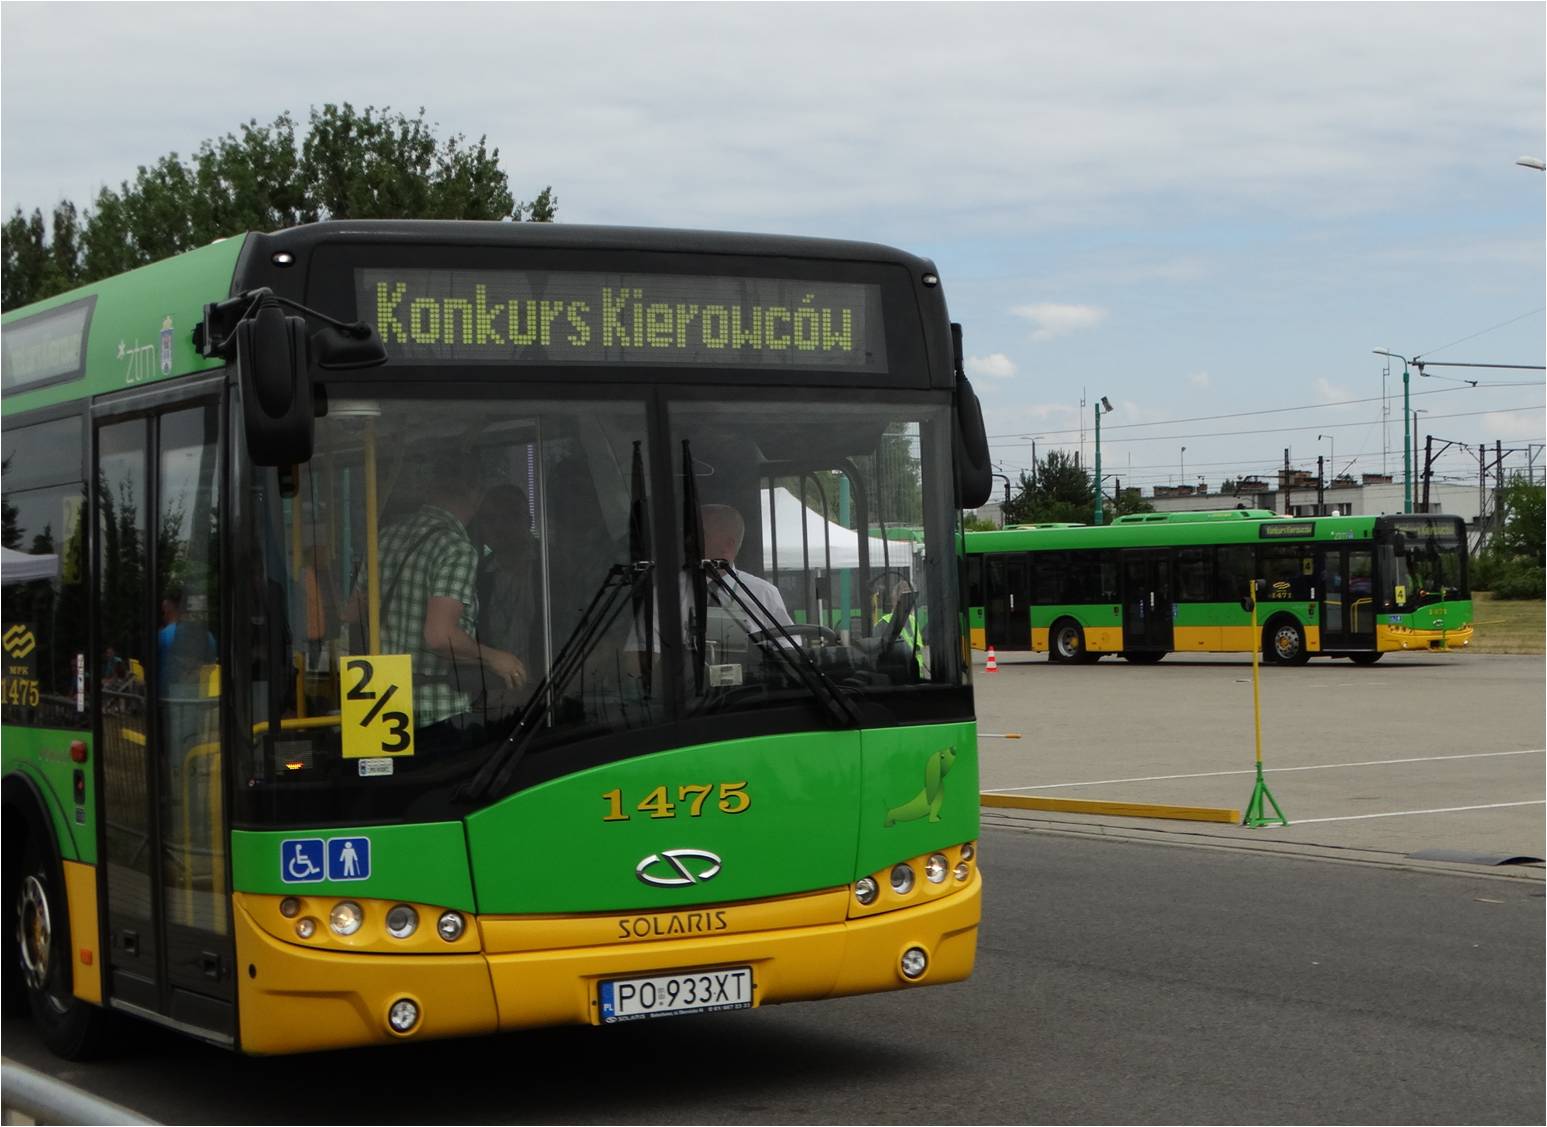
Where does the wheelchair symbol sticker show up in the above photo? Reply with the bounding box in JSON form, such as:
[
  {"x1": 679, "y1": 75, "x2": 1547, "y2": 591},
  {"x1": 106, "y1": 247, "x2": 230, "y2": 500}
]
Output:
[{"x1": 281, "y1": 838, "x2": 326, "y2": 883}]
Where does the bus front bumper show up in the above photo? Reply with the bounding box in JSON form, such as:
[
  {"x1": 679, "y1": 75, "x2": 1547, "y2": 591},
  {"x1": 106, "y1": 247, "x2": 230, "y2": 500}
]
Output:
[
  {"x1": 233, "y1": 873, "x2": 981, "y2": 1054},
  {"x1": 1376, "y1": 623, "x2": 1473, "y2": 651}
]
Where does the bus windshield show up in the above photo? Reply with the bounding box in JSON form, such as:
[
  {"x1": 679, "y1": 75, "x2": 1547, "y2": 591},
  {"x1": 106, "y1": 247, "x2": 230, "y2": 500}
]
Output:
[
  {"x1": 236, "y1": 387, "x2": 961, "y2": 822},
  {"x1": 1379, "y1": 518, "x2": 1467, "y2": 610}
]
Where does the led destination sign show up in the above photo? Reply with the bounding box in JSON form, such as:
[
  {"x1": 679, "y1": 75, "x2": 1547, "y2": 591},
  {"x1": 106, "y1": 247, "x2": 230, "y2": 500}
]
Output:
[{"x1": 357, "y1": 268, "x2": 885, "y2": 371}]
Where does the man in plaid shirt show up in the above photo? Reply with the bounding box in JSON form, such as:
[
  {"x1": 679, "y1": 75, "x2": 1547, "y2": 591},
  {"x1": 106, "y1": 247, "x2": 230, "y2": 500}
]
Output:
[{"x1": 370, "y1": 452, "x2": 528, "y2": 752}]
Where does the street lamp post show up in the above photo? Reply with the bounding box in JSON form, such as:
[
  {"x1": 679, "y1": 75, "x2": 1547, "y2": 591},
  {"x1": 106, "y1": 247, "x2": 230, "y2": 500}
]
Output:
[
  {"x1": 1180, "y1": 446, "x2": 1187, "y2": 486},
  {"x1": 1372, "y1": 350, "x2": 1414, "y2": 513},
  {"x1": 1317, "y1": 434, "x2": 1334, "y2": 515},
  {"x1": 1093, "y1": 396, "x2": 1114, "y2": 524}
]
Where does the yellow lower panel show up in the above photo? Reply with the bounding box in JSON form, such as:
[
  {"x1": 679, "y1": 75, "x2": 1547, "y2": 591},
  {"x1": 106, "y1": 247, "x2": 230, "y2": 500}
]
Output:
[
  {"x1": 62, "y1": 861, "x2": 101, "y2": 1005},
  {"x1": 969, "y1": 627, "x2": 986, "y2": 651},
  {"x1": 1171, "y1": 626, "x2": 1220, "y2": 652},
  {"x1": 1085, "y1": 626, "x2": 1122, "y2": 653},
  {"x1": 1376, "y1": 623, "x2": 1473, "y2": 651},
  {"x1": 486, "y1": 873, "x2": 982, "y2": 1030},
  {"x1": 234, "y1": 897, "x2": 499, "y2": 1055}
]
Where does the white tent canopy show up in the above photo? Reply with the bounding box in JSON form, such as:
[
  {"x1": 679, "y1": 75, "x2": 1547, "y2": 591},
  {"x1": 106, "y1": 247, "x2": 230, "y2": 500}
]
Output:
[
  {"x1": 1, "y1": 546, "x2": 59, "y2": 585},
  {"x1": 759, "y1": 487, "x2": 917, "y2": 572}
]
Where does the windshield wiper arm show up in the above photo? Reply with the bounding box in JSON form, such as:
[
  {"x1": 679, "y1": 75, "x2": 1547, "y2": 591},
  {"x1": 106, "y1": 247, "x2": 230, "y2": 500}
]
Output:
[
  {"x1": 700, "y1": 559, "x2": 860, "y2": 728},
  {"x1": 459, "y1": 560, "x2": 653, "y2": 802}
]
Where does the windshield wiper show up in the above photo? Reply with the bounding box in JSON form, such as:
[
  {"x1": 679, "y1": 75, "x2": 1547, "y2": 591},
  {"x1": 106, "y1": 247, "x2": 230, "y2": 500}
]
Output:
[
  {"x1": 699, "y1": 558, "x2": 860, "y2": 728},
  {"x1": 462, "y1": 439, "x2": 655, "y2": 803},
  {"x1": 459, "y1": 559, "x2": 653, "y2": 802}
]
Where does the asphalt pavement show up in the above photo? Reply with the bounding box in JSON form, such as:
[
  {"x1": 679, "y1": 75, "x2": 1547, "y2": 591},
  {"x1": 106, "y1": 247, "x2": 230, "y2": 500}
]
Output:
[{"x1": 973, "y1": 650, "x2": 1546, "y2": 864}]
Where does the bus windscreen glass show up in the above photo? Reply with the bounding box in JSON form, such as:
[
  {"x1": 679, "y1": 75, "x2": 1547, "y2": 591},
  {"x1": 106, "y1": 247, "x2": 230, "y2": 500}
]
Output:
[{"x1": 356, "y1": 268, "x2": 886, "y2": 371}]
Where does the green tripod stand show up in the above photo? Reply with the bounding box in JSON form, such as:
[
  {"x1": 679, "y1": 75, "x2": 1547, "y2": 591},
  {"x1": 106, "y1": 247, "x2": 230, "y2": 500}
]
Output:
[{"x1": 1243, "y1": 580, "x2": 1288, "y2": 828}]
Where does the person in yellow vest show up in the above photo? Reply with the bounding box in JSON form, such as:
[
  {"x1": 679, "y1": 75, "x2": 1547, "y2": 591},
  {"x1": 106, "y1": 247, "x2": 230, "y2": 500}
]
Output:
[{"x1": 877, "y1": 577, "x2": 926, "y2": 678}]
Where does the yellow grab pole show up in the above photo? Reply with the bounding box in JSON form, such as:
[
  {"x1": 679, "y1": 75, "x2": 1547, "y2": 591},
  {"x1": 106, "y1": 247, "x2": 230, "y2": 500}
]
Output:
[
  {"x1": 365, "y1": 420, "x2": 381, "y2": 654},
  {"x1": 1251, "y1": 581, "x2": 1262, "y2": 767}
]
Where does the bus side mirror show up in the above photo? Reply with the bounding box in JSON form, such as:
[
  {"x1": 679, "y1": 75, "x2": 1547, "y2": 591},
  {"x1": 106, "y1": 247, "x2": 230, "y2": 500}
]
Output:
[
  {"x1": 237, "y1": 299, "x2": 313, "y2": 467},
  {"x1": 951, "y1": 323, "x2": 993, "y2": 509}
]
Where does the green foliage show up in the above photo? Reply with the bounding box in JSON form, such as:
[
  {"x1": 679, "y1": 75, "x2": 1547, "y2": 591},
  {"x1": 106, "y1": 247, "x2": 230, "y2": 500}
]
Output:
[
  {"x1": 1473, "y1": 478, "x2": 1547, "y2": 599},
  {"x1": 1499, "y1": 477, "x2": 1545, "y2": 565},
  {"x1": 1000, "y1": 451, "x2": 1153, "y2": 525},
  {"x1": 962, "y1": 513, "x2": 1000, "y2": 531},
  {"x1": 3, "y1": 104, "x2": 555, "y2": 311}
]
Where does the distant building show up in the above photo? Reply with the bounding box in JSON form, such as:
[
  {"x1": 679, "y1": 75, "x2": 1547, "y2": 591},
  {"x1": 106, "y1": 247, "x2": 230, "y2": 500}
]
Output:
[{"x1": 1148, "y1": 477, "x2": 1482, "y2": 523}]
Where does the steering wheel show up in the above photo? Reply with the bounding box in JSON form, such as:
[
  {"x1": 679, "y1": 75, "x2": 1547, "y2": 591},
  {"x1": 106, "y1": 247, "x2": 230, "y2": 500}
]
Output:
[{"x1": 753, "y1": 623, "x2": 842, "y2": 646}]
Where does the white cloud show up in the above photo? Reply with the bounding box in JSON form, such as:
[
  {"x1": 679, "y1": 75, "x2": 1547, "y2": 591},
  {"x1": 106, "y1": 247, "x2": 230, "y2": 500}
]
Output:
[
  {"x1": 1187, "y1": 370, "x2": 1211, "y2": 389},
  {"x1": 1011, "y1": 303, "x2": 1109, "y2": 342},
  {"x1": 1313, "y1": 376, "x2": 1355, "y2": 404},
  {"x1": 966, "y1": 353, "x2": 1017, "y2": 380},
  {"x1": 1480, "y1": 410, "x2": 1546, "y2": 440}
]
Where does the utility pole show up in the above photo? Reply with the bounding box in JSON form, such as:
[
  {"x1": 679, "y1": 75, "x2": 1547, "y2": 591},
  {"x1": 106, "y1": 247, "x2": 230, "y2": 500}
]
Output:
[
  {"x1": 1317, "y1": 455, "x2": 1325, "y2": 516},
  {"x1": 1496, "y1": 439, "x2": 1506, "y2": 542},
  {"x1": 1479, "y1": 444, "x2": 1488, "y2": 549},
  {"x1": 1421, "y1": 435, "x2": 1433, "y2": 513}
]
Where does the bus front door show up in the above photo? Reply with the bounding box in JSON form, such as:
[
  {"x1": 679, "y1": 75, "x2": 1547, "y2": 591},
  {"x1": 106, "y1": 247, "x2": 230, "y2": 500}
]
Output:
[
  {"x1": 985, "y1": 556, "x2": 1031, "y2": 650},
  {"x1": 94, "y1": 392, "x2": 235, "y2": 1043},
  {"x1": 1122, "y1": 551, "x2": 1174, "y2": 652},
  {"x1": 1319, "y1": 546, "x2": 1375, "y2": 650}
]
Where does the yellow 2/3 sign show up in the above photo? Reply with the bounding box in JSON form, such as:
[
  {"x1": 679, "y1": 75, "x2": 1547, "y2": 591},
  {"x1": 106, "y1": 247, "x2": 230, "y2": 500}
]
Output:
[{"x1": 340, "y1": 655, "x2": 415, "y2": 758}]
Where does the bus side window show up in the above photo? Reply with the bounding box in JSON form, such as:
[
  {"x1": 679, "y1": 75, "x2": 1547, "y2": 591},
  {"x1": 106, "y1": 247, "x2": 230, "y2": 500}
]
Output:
[
  {"x1": 1215, "y1": 545, "x2": 1252, "y2": 601},
  {"x1": 1176, "y1": 547, "x2": 1211, "y2": 602}
]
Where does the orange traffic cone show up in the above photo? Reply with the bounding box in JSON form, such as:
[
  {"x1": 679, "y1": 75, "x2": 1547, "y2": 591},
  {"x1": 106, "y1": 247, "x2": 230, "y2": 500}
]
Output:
[{"x1": 985, "y1": 646, "x2": 999, "y2": 673}]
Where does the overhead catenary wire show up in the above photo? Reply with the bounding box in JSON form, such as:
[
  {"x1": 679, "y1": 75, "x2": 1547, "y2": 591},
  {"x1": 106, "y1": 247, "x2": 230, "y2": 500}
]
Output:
[{"x1": 983, "y1": 382, "x2": 1539, "y2": 442}]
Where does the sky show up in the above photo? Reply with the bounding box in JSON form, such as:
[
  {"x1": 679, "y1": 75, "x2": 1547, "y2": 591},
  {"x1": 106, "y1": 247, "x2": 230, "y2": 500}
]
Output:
[{"x1": 3, "y1": 2, "x2": 1543, "y2": 499}]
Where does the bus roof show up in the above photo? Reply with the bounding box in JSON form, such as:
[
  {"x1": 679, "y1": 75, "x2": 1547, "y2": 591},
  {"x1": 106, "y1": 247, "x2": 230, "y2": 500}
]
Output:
[
  {"x1": 963, "y1": 512, "x2": 1464, "y2": 552},
  {"x1": 1110, "y1": 508, "x2": 1280, "y2": 524}
]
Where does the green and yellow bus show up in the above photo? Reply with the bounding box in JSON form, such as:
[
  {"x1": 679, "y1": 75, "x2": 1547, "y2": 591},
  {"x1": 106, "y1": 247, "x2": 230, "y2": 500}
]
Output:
[
  {"x1": 965, "y1": 509, "x2": 1472, "y2": 664},
  {"x1": 2, "y1": 221, "x2": 994, "y2": 1056}
]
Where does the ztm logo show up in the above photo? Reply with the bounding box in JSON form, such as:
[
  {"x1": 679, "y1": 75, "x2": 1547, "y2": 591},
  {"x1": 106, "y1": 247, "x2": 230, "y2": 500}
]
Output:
[{"x1": 3, "y1": 626, "x2": 36, "y2": 660}]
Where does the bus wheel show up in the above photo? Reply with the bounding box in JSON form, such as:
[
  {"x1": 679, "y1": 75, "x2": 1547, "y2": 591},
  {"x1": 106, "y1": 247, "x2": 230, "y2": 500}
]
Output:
[
  {"x1": 1266, "y1": 619, "x2": 1310, "y2": 665},
  {"x1": 1349, "y1": 652, "x2": 1384, "y2": 665},
  {"x1": 1122, "y1": 651, "x2": 1166, "y2": 664},
  {"x1": 14, "y1": 838, "x2": 111, "y2": 1060},
  {"x1": 1049, "y1": 620, "x2": 1087, "y2": 664}
]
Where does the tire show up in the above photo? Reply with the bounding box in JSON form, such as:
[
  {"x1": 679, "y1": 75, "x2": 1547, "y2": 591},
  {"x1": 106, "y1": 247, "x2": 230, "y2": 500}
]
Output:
[
  {"x1": 1121, "y1": 650, "x2": 1166, "y2": 664},
  {"x1": 1049, "y1": 619, "x2": 1087, "y2": 664},
  {"x1": 1348, "y1": 651, "x2": 1384, "y2": 665},
  {"x1": 14, "y1": 837, "x2": 112, "y2": 1060},
  {"x1": 1265, "y1": 618, "x2": 1311, "y2": 666}
]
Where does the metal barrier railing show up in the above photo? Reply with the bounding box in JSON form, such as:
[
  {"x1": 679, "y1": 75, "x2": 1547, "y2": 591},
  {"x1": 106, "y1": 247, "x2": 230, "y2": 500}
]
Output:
[{"x1": 0, "y1": 1057, "x2": 158, "y2": 1125}]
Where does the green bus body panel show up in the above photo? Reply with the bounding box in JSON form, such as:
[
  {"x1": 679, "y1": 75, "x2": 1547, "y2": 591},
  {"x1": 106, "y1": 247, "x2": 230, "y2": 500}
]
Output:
[
  {"x1": 965, "y1": 515, "x2": 1381, "y2": 554},
  {"x1": 1030, "y1": 604, "x2": 1119, "y2": 631},
  {"x1": 2, "y1": 237, "x2": 245, "y2": 415},
  {"x1": 230, "y1": 822, "x2": 476, "y2": 913},
  {"x1": 1, "y1": 728, "x2": 95, "y2": 863},
  {"x1": 854, "y1": 721, "x2": 977, "y2": 876},
  {"x1": 467, "y1": 731, "x2": 863, "y2": 915},
  {"x1": 465, "y1": 722, "x2": 979, "y2": 916}
]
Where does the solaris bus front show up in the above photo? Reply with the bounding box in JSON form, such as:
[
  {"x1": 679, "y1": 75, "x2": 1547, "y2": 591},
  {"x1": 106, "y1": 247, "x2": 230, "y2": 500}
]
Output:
[{"x1": 19, "y1": 222, "x2": 995, "y2": 1056}]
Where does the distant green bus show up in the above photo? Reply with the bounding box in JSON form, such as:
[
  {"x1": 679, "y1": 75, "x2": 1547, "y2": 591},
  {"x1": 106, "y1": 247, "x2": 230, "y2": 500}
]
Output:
[{"x1": 964, "y1": 510, "x2": 1472, "y2": 664}]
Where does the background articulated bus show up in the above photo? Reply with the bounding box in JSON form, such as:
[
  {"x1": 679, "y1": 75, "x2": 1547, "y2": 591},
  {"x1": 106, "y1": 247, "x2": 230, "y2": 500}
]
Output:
[
  {"x1": 2, "y1": 221, "x2": 994, "y2": 1056},
  {"x1": 965, "y1": 510, "x2": 1472, "y2": 664}
]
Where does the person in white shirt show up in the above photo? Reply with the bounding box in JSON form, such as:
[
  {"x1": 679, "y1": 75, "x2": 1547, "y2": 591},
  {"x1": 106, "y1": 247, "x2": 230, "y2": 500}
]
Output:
[{"x1": 698, "y1": 503, "x2": 794, "y2": 636}]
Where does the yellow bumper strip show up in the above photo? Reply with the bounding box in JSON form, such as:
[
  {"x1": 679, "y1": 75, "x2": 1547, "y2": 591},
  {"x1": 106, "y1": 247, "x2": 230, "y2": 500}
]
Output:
[{"x1": 981, "y1": 791, "x2": 1241, "y2": 824}]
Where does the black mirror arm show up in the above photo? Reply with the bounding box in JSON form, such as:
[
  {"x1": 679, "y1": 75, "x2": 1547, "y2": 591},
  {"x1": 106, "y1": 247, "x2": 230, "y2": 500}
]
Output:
[{"x1": 195, "y1": 288, "x2": 375, "y2": 359}]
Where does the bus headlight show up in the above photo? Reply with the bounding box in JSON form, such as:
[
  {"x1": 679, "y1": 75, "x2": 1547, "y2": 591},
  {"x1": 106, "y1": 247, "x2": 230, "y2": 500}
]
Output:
[
  {"x1": 960, "y1": 842, "x2": 975, "y2": 863},
  {"x1": 387, "y1": 998, "x2": 420, "y2": 1034},
  {"x1": 437, "y1": 911, "x2": 466, "y2": 942},
  {"x1": 890, "y1": 863, "x2": 915, "y2": 895},
  {"x1": 329, "y1": 901, "x2": 363, "y2": 937},
  {"x1": 854, "y1": 877, "x2": 879, "y2": 905},
  {"x1": 925, "y1": 854, "x2": 949, "y2": 883},
  {"x1": 386, "y1": 905, "x2": 418, "y2": 939},
  {"x1": 296, "y1": 917, "x2": 317, "y2": 939},
  {"x1": 900, "y1": 947, "x2": 929, "y2": 979}
]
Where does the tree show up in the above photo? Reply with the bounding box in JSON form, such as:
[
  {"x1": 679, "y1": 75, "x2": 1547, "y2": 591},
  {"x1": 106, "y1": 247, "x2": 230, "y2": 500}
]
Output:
[
  {"x1": 1001, "y1": 449, "x2": 1155, "y2": 526},
  {"x1": 3, "y1": 104, "x2": 555, "y2": 310},
  {"x1": 1499, "y1": 477, "x2": 1545, "y2": 565}
]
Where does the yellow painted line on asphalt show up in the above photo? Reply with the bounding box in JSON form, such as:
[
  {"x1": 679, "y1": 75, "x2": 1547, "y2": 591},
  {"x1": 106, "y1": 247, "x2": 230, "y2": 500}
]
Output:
[{"x1": 981, "y1": 791, "x2": 1242, "y2": 824}]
